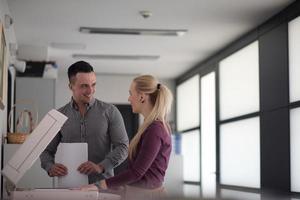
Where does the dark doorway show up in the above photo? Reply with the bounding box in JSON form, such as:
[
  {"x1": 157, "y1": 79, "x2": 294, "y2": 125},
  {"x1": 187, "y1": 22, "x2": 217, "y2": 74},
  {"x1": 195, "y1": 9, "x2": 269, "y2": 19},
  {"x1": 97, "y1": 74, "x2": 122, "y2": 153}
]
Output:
[
  {"x1": 114, "y1": 104, "x2": 139, "y2": 175},
  {"x1": 115, "y1": 104, "x2": 139, "y2": 141}
]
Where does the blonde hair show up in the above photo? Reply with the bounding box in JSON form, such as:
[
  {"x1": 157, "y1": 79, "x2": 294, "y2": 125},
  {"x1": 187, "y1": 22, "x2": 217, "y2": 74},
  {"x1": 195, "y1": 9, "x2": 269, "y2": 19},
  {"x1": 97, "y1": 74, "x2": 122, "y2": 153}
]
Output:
[{"x1": 128, "y1": 75, "x2": 173, "y2": 159}]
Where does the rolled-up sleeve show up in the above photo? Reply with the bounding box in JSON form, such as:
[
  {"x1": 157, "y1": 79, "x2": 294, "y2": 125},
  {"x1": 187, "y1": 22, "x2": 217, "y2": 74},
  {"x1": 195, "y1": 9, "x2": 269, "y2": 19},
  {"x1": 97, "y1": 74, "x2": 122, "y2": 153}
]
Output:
[{"x1": 40, "y1": 132, "x2": 61, "y2": 173}]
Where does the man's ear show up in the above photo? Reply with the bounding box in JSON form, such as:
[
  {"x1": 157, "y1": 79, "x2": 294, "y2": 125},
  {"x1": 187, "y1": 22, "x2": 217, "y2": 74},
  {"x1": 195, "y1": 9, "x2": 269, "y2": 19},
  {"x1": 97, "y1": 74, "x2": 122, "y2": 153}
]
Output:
[{"x1": 68, "y1": 83, "x2": 72, "y2": 90}]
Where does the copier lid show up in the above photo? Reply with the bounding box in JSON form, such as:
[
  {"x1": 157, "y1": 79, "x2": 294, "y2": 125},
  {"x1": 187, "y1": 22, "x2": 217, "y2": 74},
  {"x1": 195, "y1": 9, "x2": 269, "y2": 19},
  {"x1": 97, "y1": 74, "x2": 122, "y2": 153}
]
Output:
[{"x1": 1, "y1": 109, "x2": 68, "y2": 185}]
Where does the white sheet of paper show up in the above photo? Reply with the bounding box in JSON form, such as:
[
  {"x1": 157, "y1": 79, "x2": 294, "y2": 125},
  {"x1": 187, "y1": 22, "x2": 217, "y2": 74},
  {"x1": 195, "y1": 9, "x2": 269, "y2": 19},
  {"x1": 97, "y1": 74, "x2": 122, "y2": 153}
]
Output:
[{"x1": 55, "y1": 143, "x2": 89, "y2": 188}]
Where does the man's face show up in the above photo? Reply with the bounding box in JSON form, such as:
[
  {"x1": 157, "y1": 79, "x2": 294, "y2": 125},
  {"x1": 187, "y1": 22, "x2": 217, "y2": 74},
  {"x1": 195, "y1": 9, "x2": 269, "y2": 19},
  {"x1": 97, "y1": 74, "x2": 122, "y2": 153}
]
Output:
[{"x1": 69, "y1": 72, "x2": 96, "y2": 104}]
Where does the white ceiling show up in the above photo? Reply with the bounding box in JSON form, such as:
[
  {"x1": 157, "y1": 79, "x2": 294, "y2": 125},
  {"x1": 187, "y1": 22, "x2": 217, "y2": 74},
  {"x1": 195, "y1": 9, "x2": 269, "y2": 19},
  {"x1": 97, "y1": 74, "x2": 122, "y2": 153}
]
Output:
[{"x1": 7, "y1": 0, "x2": 294, "y2": 79}]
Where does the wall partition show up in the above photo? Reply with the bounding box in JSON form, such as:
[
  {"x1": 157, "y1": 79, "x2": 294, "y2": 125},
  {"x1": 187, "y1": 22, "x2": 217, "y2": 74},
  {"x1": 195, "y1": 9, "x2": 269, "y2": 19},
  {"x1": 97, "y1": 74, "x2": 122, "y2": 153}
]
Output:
[
  {"x1": 200, "y1": 72, "x2": 216, "y2": 197},
  {"x1": 259, "y1": 21, "x2": 289, "y2": 191}
]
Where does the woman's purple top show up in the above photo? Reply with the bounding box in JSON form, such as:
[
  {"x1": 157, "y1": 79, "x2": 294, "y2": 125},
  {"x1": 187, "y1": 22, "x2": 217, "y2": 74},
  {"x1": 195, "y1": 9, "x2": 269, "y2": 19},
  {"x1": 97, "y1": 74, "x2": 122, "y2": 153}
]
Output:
[{"x1": 106, "y1": 121, "x2": 172, "y2": 189}]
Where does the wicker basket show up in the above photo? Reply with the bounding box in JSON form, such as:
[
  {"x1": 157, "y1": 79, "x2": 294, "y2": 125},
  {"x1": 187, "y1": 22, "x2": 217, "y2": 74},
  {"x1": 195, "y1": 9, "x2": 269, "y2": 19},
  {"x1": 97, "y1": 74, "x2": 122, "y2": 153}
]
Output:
[
  {"x1": 7, "y1": 132, "x2": 28, "y2": 144},
  {"x1": 7, "y1": 109, "x2": 33, "y2": 144},
  {"x1": 7, "y1": 101, "x2": 38, "y2": 144}
]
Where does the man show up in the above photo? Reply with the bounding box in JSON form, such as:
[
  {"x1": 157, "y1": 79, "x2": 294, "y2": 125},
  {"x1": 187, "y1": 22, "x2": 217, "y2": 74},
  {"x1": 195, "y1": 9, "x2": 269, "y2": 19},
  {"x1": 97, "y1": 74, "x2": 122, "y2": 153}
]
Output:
[{"x1": 40, "y1": 61, "x2": 129, "y2": 183}]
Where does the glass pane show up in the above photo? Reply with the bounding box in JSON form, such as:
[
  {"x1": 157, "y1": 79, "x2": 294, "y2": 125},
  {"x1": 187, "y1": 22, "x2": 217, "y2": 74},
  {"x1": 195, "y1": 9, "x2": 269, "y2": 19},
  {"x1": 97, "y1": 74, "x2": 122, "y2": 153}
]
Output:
[
  {"x1": 220, "y1": 189, "x2": 261, "y2": 200},
  {"x1": 200, "y1": 72, "x2": 216, "y2": 198},
  {"x1": 219, "y1": 41, "x2": 259, "y2": 120},
  {"x1": 289, "y1": 16, "x2": 300, "y2": 102},
  {"x1": 176, "y1": 75, "x2": 199, "y2": 131},
  {"x1": 290, "y1": 107, "x2": 300, "y2": 192},
  {"x1": 182, "y1": 129, "x2": 200, "y2": 182},
  {"x1": 220, "y1": 117, "x2": 260, "y2": 188},
  {"x1": 183, "y1": 184, "x2": 200, "y2": 198}
]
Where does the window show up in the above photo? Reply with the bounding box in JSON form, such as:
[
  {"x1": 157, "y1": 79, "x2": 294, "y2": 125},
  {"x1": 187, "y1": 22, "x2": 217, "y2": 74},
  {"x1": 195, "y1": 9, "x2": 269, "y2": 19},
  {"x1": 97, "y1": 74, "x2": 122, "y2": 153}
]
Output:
[
  {"x1": 220, "y1": 117, "x2": 260, "y2": 188},
  {"x1": 176, "y1": 75, "x2": 199, "y2": 131},
  {"x1": 177, "y1": 74, "x2": 201, "y2": 183},
  {"x1": 288, "y1": 16, "x2": 300, "y2": 103},
  {"x1": 219, "y1": 41, "x2": 259, "y2": 120},
  {"x1": 289, "y1": 16, "x2": 300, "y2": 193},
  {"x1": 290, "y1": 107, "x2": 300, "y2": 192},
  {"x1": 181, "y1": 129, "x2": 200, "y2": 182}
]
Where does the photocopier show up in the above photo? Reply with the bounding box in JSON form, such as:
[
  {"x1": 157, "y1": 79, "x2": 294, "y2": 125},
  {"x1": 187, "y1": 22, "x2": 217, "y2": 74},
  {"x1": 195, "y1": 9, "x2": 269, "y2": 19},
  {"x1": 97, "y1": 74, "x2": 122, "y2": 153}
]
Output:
[{"x1": 2, "y1": 109, "x2": 120, "y2": 200}]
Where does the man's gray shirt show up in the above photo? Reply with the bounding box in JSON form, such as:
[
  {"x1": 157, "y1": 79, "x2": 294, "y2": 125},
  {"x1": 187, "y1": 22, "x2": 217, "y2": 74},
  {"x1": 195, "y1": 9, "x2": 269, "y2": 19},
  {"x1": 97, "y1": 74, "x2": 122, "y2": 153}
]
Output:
[{"x1": 40, "y1": 98, "x2": 129, "y2": 183}]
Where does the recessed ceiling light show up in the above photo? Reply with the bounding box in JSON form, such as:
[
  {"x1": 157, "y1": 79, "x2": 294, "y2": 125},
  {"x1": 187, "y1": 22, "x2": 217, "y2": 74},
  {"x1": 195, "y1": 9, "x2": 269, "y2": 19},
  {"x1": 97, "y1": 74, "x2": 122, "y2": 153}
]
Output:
[
  {"x1": 72, "y1": 54, "x2": 160, "y2": 60},
  {"x1": 50, "y1": 42, "x2": 86, "y2": 50},
  {"x1": 79, "y1": 27, "x2": 187, "y2": 36}
]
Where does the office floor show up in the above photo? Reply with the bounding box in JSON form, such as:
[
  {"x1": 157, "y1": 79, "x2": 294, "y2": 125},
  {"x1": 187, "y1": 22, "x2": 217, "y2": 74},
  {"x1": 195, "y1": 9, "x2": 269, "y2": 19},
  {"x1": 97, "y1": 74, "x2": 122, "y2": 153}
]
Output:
[{"x1": 180, "y1": 184, "x2": 300, "y2": 200}]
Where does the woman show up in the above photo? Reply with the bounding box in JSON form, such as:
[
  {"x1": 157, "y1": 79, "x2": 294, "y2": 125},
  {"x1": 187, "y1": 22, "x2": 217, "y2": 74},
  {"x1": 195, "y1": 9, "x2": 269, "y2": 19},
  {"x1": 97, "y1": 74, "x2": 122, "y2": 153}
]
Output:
[{"x1": 79, "y1": 75, "x2": 173, "y2": 200}]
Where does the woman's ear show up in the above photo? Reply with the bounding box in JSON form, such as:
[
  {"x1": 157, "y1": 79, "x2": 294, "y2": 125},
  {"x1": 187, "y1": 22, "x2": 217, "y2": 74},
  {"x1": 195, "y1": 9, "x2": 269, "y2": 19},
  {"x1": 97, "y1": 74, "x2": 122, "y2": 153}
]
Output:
[{"x1": 139, "y1": 94, "x2": 145, "y2": 103}]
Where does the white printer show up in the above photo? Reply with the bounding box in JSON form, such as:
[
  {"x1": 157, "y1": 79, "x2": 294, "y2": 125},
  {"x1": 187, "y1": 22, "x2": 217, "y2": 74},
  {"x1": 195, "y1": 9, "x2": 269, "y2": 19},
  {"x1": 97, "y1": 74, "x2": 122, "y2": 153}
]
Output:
[{"x1": 1, "y1": 109, "x2": 120, "y2": 200}]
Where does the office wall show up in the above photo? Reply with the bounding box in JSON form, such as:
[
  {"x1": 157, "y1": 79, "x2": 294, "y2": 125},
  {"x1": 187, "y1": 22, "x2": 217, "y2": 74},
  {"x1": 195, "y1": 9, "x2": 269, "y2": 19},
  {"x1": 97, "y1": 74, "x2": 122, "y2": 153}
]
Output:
[
  {"x1": 0, "y1": 0, "x2": 17, "y2": 192},
  {"x1": 0, "y1": 0, "x2": 17, "y2": 136},
  {"x1": 0, "y1": 0, "x2": 17, "y2": 46},
  {"x1": 55, "y1": 73, "x2": 135, "y2": 107},
  {"x1": 176, "y1": 0, "x2": 300, "y2": 193}
]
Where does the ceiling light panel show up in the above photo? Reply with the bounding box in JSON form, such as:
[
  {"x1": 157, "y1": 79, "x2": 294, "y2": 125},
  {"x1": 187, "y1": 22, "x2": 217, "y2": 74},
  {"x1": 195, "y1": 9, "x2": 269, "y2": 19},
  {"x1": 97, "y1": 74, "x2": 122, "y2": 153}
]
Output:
[
  {"x1": 72, "y1": 54, "x2": 160, "y2": 60},
  {"x1": 79, "y1": 27, "x2": 187, "y2": 36},
  {"x1": 50, "y1": 42, "x2": 86, "y2": 50}
]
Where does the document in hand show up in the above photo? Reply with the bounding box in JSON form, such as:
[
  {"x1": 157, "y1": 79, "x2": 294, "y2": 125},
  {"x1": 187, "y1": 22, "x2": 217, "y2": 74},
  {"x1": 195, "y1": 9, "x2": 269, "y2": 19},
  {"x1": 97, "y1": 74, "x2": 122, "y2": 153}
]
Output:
[{"x1": 56, "y1": 143, "x2": 89, "y2": 188}]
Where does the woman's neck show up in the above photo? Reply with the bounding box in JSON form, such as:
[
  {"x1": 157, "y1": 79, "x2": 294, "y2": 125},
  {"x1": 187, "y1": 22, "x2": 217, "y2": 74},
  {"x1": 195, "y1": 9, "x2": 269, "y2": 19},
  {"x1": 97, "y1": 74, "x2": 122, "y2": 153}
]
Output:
[{"x1": 141, "y1": 104, "x2": 153, "y2": 119}]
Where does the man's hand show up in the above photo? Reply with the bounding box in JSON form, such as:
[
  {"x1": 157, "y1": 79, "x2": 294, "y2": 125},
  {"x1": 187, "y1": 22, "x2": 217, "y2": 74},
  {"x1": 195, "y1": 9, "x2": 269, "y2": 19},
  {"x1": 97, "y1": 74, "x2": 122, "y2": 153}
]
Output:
[
  {"x1": 48, "y1": 163, "x2": 68, "y2": 177},
  {"x1": 77, "y1": 161, "x2": 104, "y2": 175}
]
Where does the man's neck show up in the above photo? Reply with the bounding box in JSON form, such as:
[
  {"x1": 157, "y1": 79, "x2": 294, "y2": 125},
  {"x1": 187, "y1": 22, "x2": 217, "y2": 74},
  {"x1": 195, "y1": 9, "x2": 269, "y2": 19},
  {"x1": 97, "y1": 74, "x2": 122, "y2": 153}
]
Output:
[
  {"x1": 73, "y1": 99, "x2": 87, "y2": 116},
  {"x1": 79, "y1": 107, "x2": 87, "y2": 117}
]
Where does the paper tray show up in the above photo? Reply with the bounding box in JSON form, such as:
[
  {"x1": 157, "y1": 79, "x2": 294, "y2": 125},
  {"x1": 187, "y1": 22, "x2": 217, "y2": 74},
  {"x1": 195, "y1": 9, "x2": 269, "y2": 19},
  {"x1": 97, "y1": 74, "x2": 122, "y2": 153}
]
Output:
[{"x1": 11, "y1": 189, "x2": 120, "y2": 200}]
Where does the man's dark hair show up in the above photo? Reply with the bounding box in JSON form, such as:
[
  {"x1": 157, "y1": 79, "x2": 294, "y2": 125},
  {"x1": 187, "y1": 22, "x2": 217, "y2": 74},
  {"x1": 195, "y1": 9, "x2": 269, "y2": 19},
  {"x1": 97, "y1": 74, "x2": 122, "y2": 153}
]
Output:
[{"x1": 67, "y1": 61, "x2": 94, "y2": 82}]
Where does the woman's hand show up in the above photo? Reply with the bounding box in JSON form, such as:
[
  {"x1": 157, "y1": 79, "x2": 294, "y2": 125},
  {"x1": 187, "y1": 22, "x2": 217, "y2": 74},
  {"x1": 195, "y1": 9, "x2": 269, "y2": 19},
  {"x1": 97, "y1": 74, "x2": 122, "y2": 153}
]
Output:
[
  {"x1": 74, "y1": 184, "x2": 98, "y2": 191},
  {"x1": 98, "y1": 180, "x2": 108, "y2": 190},
  {"x1": 73, "y1": 180, "x2": 107, "y2": 191}
]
